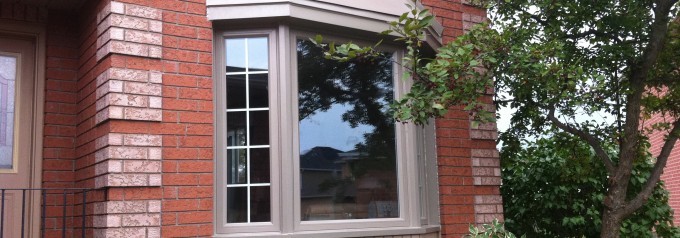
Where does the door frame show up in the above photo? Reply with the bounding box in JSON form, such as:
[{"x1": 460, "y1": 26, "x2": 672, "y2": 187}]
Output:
[{"x1": 0, "y1": 20, "x2": 45, "y2": 238}]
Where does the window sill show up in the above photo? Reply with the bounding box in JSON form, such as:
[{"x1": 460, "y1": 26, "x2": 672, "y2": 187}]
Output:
[{"x1": 213, "y1": 225, "x2": 440, "y2": 238}]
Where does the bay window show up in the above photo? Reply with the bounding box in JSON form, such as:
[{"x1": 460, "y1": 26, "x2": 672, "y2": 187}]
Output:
[{"x1": 211, "y1": 2, "x2": 442, "y2": 237}]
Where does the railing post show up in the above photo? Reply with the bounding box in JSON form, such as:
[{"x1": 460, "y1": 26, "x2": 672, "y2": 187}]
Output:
[
  {"x1": 81, "y1": 190, "x2": 86, "y2": 238},
  {"x1": 1, "y1": 189, "x2": 5, "y2": 238},
  {"x1": 41, "y1": 190, "x2": 46, "y2": 238},
  {"x1": 61, "y1": 191, "x2": 66, "y2": 238},
  {"x1": 21, "y1": 189, "x2": 26, "y2": 238}
]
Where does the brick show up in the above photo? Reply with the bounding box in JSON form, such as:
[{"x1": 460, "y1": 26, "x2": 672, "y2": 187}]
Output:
[
  {"x1": 124, "y1": 29, "x2": 162, "y2": 45},
  {"x1": 121, "y1": 214, "x2": 161, "y2": 227},
  {"x1": 125, "y1": 4, "x2": 162, "y2": 20},
  {"x1": 123, "y1": 160, "x2": 162, "y2": 173},
  {"x1": 94, "y1": 201, "x2": 147, "y2": 214}
]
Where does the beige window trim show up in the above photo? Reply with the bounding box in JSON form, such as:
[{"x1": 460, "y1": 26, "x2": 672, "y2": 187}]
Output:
[
  {"x1": 206, "y1": 0, "x2": 444, "y2": 47},
  {"x1": 213, "y1": 29, "x2": 282, "y2": 234},
  {"x1": 213, "y1": 25, "x2": 440, "y2": 237}
]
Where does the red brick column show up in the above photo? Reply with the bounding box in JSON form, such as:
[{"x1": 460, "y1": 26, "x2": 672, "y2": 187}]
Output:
[
  {"x1": 421, "y1": 1, "x2": 503, "y2": 237},
  {"x1": 84, "y1": 1, "x2": 166, "y2": 236}
]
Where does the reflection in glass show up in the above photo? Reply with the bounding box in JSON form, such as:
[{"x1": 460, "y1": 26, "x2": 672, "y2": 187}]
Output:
[
  {"x1": 226, "y1": 39, "x2": 246, "y2": 73},
  {"x1": 249, "y1": 73, "x2": 268, "y2": 108},
  {"x1": 227, "y1": 187, "x2": 247, "y2": 223},
  {"x1": 225, "y1": 37, "x2": 272, "y2": 223},
  {"x1": 0, "y1": 55, "x2": 16, "y2": 170},
  {"x1": 249, "y1": 111, "x2": 269, "y2": 146},
  {"x1": 247, "y1": 38, "x2": 269, "y2": 72},
  {"x1": 227, "y1": 112, "x2": 246, "y2": 146},
  {"x1": 250, "y1": 186, "x2": 271, "y2": 222},
  {"x1": 250, "y1": 148, "x2": 270, "y2": 183},
  {"x1": 227, "y1": 149, "x2": 247, "y2": 184},
  {"x1": 297, "y1": 39, "x2": 398, "y2": 221},
  {"x1": 226, "y1": 74, "x2": 246, "y2": 109}
]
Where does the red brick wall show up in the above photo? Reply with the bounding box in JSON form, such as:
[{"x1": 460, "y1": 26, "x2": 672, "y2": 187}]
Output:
[
  {"x1": 421, "y1": 1, "x2": 503, "y2": 237},
  {"x1": 2, "y1": 0, "x2": 498, "y2": 237},
  {"x1": 106, "y1": 0, "x2": 215, "y2": 236},
  {"x1": 648, "y1": 113, "x2": 680, "y2": 225},
  {"x1": 1, "y1": 2, "x2": 96, "y2": 236}
]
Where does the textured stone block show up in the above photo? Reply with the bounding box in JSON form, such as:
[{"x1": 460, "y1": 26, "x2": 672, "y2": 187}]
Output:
[
  {"x1": 124, "y1": 29, "x2": 162, "y2": 45},
  {"x1": 95, "y1": 160, "x2": 123, "y2": 175},
  {"x1": 96, "y1": 80, "x2": 124, "y2": 99},
  {"x1": 121, "y1": 214, "x2": 161, "y2": 227},
  {"x1": 96, "y1": 174, "x2": 149, "y2": 188},
  {"x1": 471, "y1": 149, "x2": 499, "y2": 158},
  {"x1": 94, "y1": 227, "x2": 146, "y2": 238},
  {"x1": 123, "y1": 134, "x2": 162, "y2": 147},
  {"x1": 95, "y1": 201, "x2": 148, "y2": 215},
  {"x1": 123, "y1": 81, "x2": 162, "y2": 96},
  {"x1": 96, "y1": 146, "x2": 149, "y2": 162},
  {"x1": 107, "y1": 68, "x2": 151, "y2": 84},
  {"x1": 123, "y1": 107, "x2": 162, "y2": 121},
  {"x1": 97, "y1": 93, "x2": 150, "y2": 110},
  {"x1": 93, "y1": 214, "x2": 122, "y2": 228},
  {"x1": 149, "y1": 174, "x2": 162, "y2": 186},
  {"x1": 149, "y1": 96, "x2": 162, "y2": 108},
  {"x1": 475, "y1": 195, "x2": 503, "y2": 204},
  {"x1": 147, "y1": 200, "x2": 161, "y2": 213},
  {"x1": 473, "y1": 177, "x2": 502, "y2": 186},
  {"x1": 110, "y1": 14, "x2": 150, "y2": 31},
  {"x1": 125, "y1": 4, "x2": 162, "y2": 20},
  {"x1": 148, "y1": 20, "x2": 162, "y2": 33},
  {"x1": 123, "y1": 160, "x2": 161, "y2": 173},
  {"x1": 148, "y1": 148, "x2": 162, "y2": 160}
]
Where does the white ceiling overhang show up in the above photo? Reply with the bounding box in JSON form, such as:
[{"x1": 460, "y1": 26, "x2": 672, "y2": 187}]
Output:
[{"x1": 206, "y1": 0, "x2": 444, "y2": 46}]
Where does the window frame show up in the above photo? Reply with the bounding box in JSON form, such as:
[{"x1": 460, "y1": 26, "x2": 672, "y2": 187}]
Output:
[
  {"x1": 214, "y1": 29, "x2": 282, "y2": 234},
  {"x1": 288, "y1": 30, "x2": 420, "y2": 231},
  {"x1": 213, "y1": 25, "x2": 440, "y2": 237}
]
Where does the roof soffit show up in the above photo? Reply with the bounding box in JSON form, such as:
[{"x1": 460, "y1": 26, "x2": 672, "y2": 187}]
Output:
[{"x1": 206, "y1": 0, "x2": 444, "y2": 45}]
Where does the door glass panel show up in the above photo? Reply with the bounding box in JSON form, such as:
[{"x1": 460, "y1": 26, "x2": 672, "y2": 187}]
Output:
[
  {"x1": 0, "y1": 55, "x2": 16, "y2": 170},
  {"x1": 297, "y1": 39, "x2": 398, "y2": 221}
]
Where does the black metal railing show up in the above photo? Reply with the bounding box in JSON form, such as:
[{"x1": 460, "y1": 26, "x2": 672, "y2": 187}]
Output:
[{"x1": 0, "y1": 188, "x2": 92, "y2": 238}]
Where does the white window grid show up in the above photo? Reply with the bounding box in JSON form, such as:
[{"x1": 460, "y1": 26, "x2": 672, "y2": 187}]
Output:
[{"x1": 225, "y1": 37, "x2": 271, "y2": 223}]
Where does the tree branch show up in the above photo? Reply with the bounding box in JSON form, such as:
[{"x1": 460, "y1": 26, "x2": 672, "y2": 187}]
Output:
[
  {"x1": 547, "y1": 108, "x2": 616, "y2": 174},
  {"x1": 622, "y1": 119, "x2": 680, "y2": 217},
  {"x1": 618, "y1": 0, "x2": 677, "y2": 186},
  {"x1": 563, "y1": 29, "x2": 623, "y2": 44}
]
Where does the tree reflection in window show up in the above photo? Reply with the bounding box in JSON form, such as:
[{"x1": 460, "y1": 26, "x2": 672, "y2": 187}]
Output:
[{"x1": 297, "y1": 39, "x2": 398, "y2": 221}]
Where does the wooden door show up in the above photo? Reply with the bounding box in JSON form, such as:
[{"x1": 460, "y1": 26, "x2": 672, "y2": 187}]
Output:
[{"x1": 0, "y1": 36, "x2": 38, "y2": 238}]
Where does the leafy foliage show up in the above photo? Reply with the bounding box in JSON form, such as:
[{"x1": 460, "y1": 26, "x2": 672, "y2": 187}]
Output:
[
  {"x1": 465, "y1": 219, "x2": 524, "y2": 238},
  {"x1": 314, "y1": 0, "x2": 680, "y2": 236},
  {"x1": 312, "y1": 6, "x2": 496, "y2": 125},
  {"x1": 502, "y1": 133, "x2": 680, "y2": 237}
]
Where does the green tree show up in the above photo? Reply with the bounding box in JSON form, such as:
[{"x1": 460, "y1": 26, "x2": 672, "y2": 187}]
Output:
[
  {"x1": 502, "y1": 133, "x2": 680, "y2": 237},
  {"x1": 315, "y1": 1, "x2": 680, "y2": 237}
]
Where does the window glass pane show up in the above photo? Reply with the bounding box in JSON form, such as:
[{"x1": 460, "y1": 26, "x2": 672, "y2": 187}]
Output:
[
  {"x1": 250, "y1": 186, "x2": 271, "y2": 222},
  {"x1": 297, "y1": 39, "x2": 398, "y2": 221},
  {"x1": 226, "y1": 39, "x2": 246, "y2": 73},
  {"x1": 249, "y1": 111, "x2": 269, "y2": 146},
  {"x1": 0, "y1": 55, "x2": 16, "y2": 170},
  {"x1": 225, "y1": 37, "x2": 272, "y2": 224},
  {"x1": 250, "y1": 148, "x2": 270, "y2": 183},
  {"x1": 249, "y1": 73, "x2": 268, "y2": 108},
  {"x1": 227, "y1": 149, "x2": 247, "y2": 184},
  {"x1": 247, "y1": 38, "x2": 269, "y2": 72},
  {"x1": 227, "y1": 187, "x2": 248, "y2": 223},
  {"x1": 227, "y1": 112, "x2": 246, "y2": 147},
  {"x1": 226, "y1": 74, "x2": 246, "y2": 109}
]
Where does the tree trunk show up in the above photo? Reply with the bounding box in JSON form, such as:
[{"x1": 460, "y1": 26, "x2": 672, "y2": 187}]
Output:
[{"x1": 600, "y1": 210, "x2": 622, "y2": 238}]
